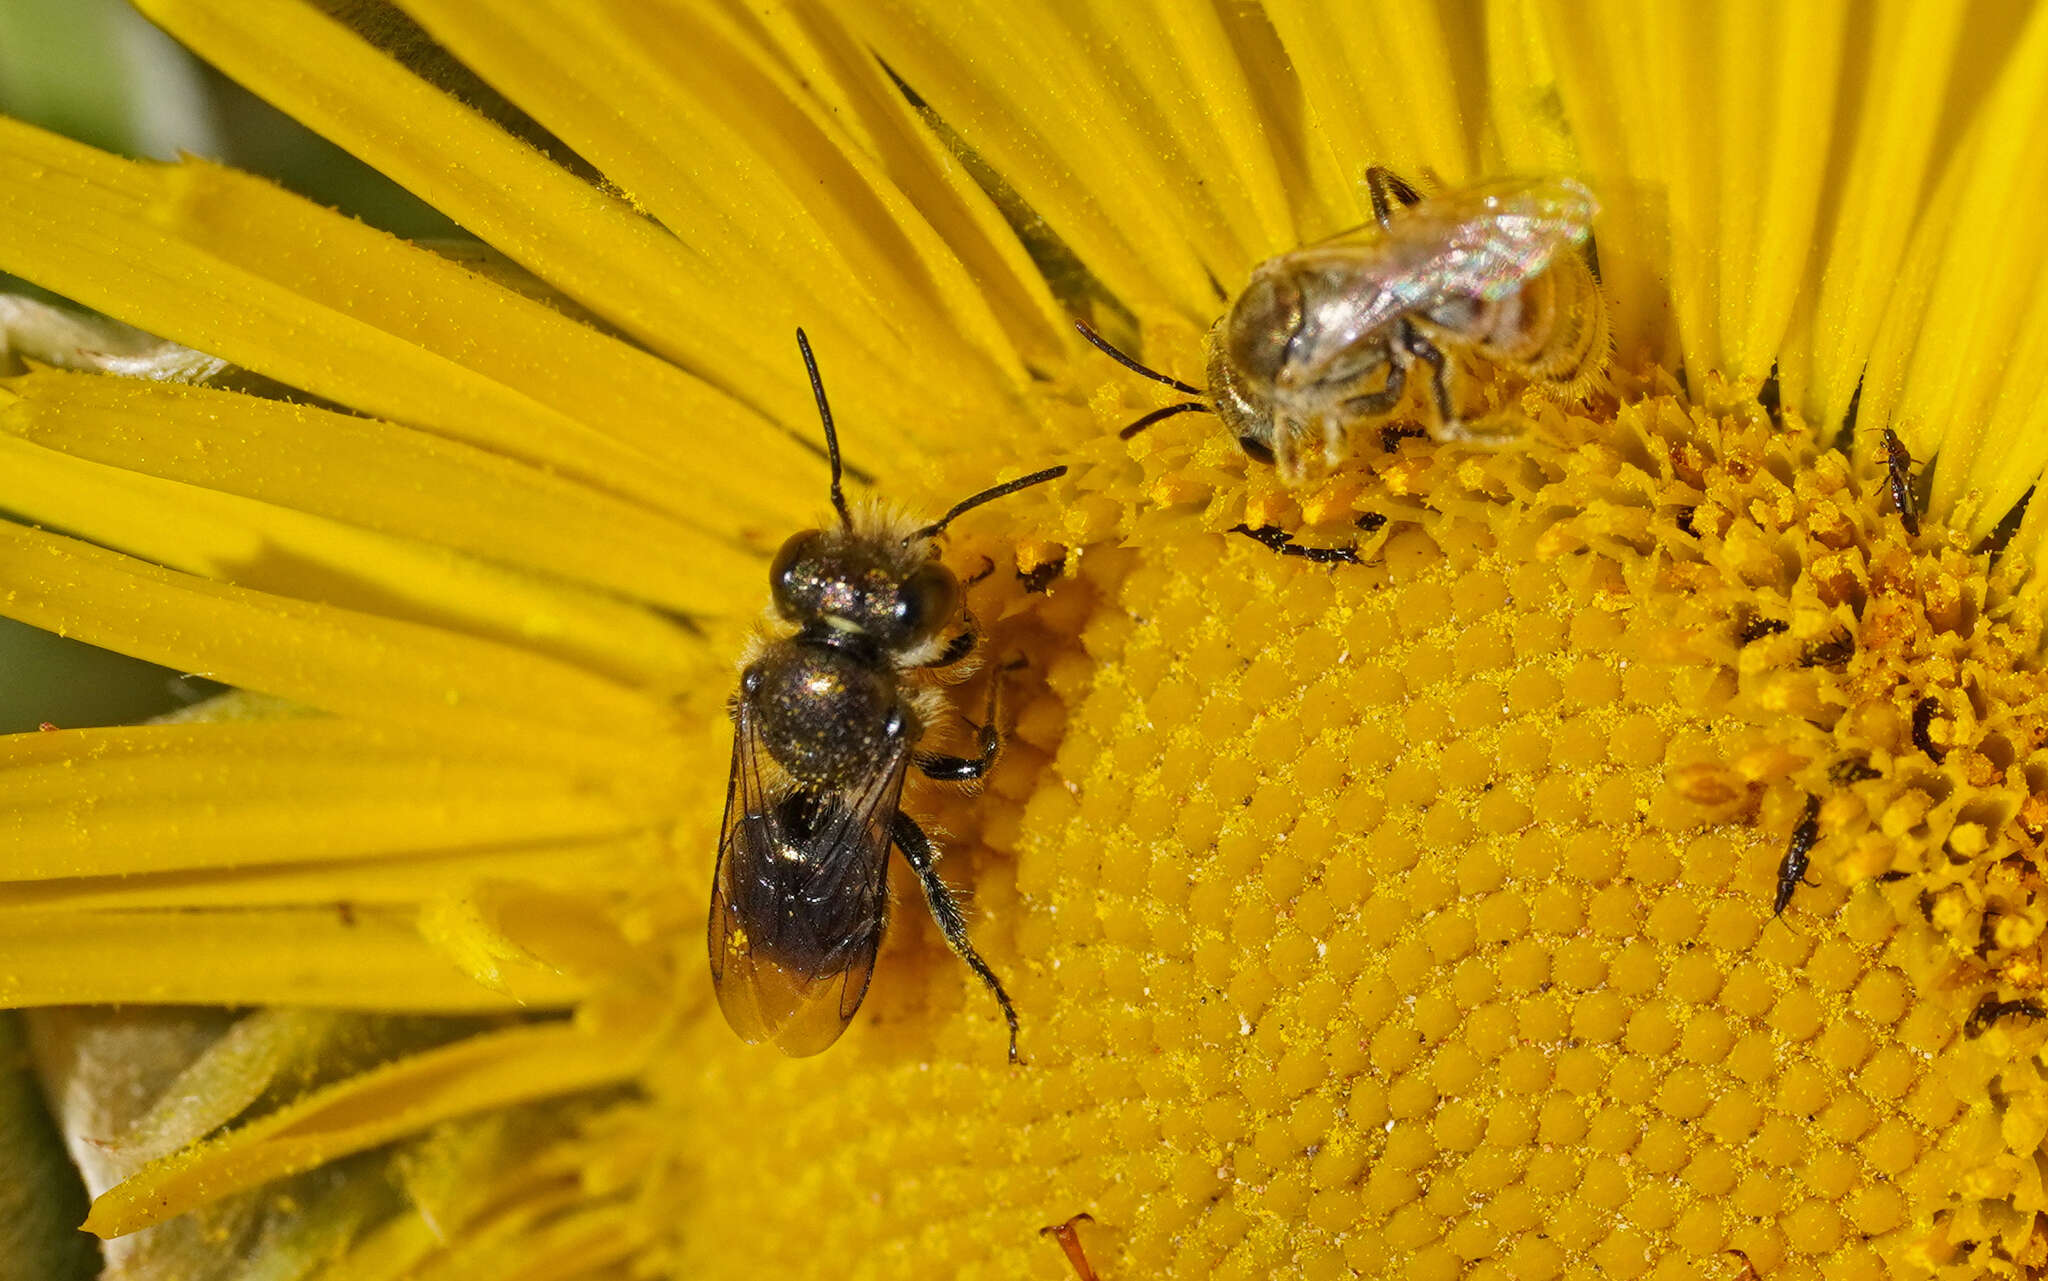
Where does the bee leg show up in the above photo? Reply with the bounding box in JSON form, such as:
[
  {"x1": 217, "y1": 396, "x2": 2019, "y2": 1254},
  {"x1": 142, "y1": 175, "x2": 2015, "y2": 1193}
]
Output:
[
  {"x1": 1404, "y1": 326, "x2": 1461, "y2": 432},
  {"x1": 892, "y1": 811, "x2": 1022, "y2": 1063},
  {"x1": 1366, "y1": 165, "x2": 1426, "y2": 227},
  {"x1": 1337, "y1": 357, "x2": 1406, "y2": 419},
  {"x1": 915, "y1": 659, "x2": 1006, "y2": 780}
]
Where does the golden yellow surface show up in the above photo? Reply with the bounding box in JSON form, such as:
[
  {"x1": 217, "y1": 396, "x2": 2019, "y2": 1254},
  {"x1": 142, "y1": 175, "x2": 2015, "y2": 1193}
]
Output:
[
  {"x1": 650, "y1": 375, "x2": 2048, "y2": 1279},
  {"x1": 5, "y1": 4, "x2": 2048, "y2": 1279}
]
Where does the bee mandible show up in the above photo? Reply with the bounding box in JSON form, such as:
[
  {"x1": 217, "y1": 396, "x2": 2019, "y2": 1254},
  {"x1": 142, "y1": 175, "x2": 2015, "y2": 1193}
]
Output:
[
  {"x1": 1082, "y1": 166, "x2": 1609, "y2": 483},
  {"x1": 710, "y1": 331, "x2": 1064, "y2": 1061}
]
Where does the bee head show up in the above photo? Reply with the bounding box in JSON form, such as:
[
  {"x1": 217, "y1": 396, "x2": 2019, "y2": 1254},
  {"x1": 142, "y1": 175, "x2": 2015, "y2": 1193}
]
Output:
[
  {"x1": 1205, "y1": 314, "x2": 1279, "y2": 466},
  {"x1": 771, "y1": 529, "x2": 960, "y2": 652}
]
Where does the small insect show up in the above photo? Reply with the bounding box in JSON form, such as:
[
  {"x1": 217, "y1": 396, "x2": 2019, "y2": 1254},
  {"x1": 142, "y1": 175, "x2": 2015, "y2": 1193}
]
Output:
[
  {"x1": 1229, "y1": 522, "x2": 1363, "y2": 565},
  {"x1": 1800, "y1": 631, "x2": 1855, "y2": 668},
  {"x1": 710, "y1": 330, "x2": 1064, "y2": 1061},
  {"x1": 1040, "y1": 1214, "x2": 1102, "y2": 1281},
  {"x1": 1736, "y1": 616, "x2": 1789, "y2": 645},
  {"x1": 1828, "y1": 756, "x2": 1882, "y2": 785},
  {"x1": 1081, "y1": 166, "x2": 1608, "y2": 483},
  {"x1": 1877, "y1": 427, "x2": 1920, "y2": 536},
  {"x1": 1774, "y1": 794, "x2": 1821, "y2": 916},
  {"x1": 1911, "y1": 696, "x2": 1947, "y2": 763},
  {"x1": 1966, "y1": 996, "x2": 2047, "y2": 1038}
]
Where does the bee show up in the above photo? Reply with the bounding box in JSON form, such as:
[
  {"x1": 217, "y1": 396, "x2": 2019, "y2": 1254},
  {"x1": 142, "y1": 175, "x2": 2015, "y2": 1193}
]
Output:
[
  {"x1": 1081, "y1": 166, "x2": 1609, "y2": 483},
  {"x1": 1040, "y1": 1214, "x2": 1103, "y2": 1281},
  {"x1": 710, "y1": 331, "x2": 1064, "y2": 1062}
]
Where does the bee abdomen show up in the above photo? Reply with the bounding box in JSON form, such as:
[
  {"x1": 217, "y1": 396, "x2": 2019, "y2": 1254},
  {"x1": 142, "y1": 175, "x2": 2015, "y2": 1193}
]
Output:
[{"x1": 1478, "y1": 252, "x2": 1609, "y2": 396}]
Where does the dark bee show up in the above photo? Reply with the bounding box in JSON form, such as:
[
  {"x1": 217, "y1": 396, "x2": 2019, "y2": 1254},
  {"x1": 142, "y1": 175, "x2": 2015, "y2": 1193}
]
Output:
[
  {"x1": 710, "y1": 331, "x2": 1064, "y2": 1061},
  {"x1": 1040, "y1": 1214, "x2": 1102, "y2": 1281},
  {"x1": 1080, "y1": 165, "x2": 1607, "y2": 483},
  {"x1": 1877, "y1": 427, "x2": 1919, "y2": 536},
  {"x1": 1774, "y1": 794, "x2": 1821, "y2": 917}
]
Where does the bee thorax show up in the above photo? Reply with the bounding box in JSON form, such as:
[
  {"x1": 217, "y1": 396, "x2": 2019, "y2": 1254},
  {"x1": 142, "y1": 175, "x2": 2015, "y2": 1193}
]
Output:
[{"x1": 748, "y1": 645, "x2": 909, "y2": 788}]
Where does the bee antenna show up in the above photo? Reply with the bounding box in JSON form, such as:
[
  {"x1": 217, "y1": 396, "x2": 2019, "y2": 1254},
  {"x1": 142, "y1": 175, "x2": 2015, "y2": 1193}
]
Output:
[
  {"x1": 911, "y1": 466, "x2": 1068, "y2": 543},
  {"x1": 1118, "y1": 400, "x2": 1211, "y2": 440},
  {"x1": 796, "y1": 328, "x2": 854, "y2": 530},
  {"x1": 1074, "y1": 321, "x2": 1205, "y2": 397}
]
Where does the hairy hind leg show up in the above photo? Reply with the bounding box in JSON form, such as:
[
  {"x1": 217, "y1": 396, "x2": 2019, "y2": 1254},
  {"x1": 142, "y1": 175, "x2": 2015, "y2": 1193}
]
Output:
[{"x1": 892, "y1": 812, "x2": 1021, "y2": 1063}]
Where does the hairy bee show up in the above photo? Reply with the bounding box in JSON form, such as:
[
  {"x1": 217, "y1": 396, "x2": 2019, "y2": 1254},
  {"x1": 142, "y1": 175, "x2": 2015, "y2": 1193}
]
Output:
[
  {"x1": 1083, "y1": 166, "x2": 1609, "y2": 483},
  {"x1": 710, "y1": 331, "x2": 1064, "y2": 1061}
]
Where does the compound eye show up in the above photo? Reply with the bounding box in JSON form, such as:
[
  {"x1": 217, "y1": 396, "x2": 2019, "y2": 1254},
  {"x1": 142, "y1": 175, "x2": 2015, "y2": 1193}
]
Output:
[
  {"x1": 893, "y1": 563, "x2": 959, "y2": 643},
  {"x1": 769, "y1": 530, "x2": 824, "y2": 620},
  {"x1": 1225, "y1": 272, "x2": 1304, "y2": 385},
  {"x1": 1237, "y1": 435, "x2": 1277, "y2": 465}
]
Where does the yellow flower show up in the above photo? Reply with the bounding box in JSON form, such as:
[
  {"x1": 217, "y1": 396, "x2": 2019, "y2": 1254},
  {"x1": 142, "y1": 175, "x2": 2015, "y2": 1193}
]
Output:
[{"x1": 3, "y1": 2, "x2": 2048, "y2": 1278}]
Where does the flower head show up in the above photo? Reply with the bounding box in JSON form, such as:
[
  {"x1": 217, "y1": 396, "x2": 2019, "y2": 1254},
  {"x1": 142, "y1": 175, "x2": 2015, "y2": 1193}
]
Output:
[{"x1": 4, "y1": 3, "x2": 2048, "y2": 1278}]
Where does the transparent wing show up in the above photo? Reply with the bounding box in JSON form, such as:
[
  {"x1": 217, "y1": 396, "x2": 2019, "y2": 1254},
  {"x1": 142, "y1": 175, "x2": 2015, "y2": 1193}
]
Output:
[
  {"x1": 708, "y1": 696, "x2": 906, "y2": 1057},
  {"x1": 1274, "y1": 176, "x2": 1600, "y2": 392}
]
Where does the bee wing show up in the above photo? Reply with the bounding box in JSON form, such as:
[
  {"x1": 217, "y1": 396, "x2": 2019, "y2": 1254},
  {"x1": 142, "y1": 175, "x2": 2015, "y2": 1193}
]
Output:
[
  {"x1": 709, "y1": 697, "x2": 906, "y2": 1057},
  {"x1": 1275, "y1": 176, "x2": 1599, "y2": 394}
]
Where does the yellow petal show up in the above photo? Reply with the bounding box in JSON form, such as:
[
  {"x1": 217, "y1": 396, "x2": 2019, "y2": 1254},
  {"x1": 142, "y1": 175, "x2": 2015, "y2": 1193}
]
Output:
[
  {"x1": 0, "y1": 430, "x2": 718, "y2": 690},
  {"x1": 0, "y1": 523, "x2": 683, "y2": 769},
  {"x1": 393, "y1": 0, "x2": 1033, "y2": 431},
  {"x1": 1859, "y1": 1, "x2": 2048, "y2": 546},
  {"x1": 154, "y1": 157, "x2": 822, "y2": 529},
  {"x1": 0, "y1": 835, "x2": 656, "y2": 916},
  {"x1": 0, "y1": 722, "x2": 655, "y2": 881},
  {"x1": 847, "y1": 0, "x2": 1258, "y2": 317},
  {"x1": 2, "y1": 368, "x2": 756, "y2": 615},
  {"x1": 742, "y1": 3, "x2": 1073, "y2": 373},
  {"x1": 134, "y1": 0, "x2": 1031, "y2": 458},
  {"x1": 1266, "y1": 0, "x2": 1475, "y2": 205},
  {"x1": 0, "y1": 118, "x2": 783, "y2": 525},
  {"x1": 1788, "y1": 0, "x2": 1967, "y2": 432},
  {"x1": 85, "y1": 1018, "x2": 650, "y2": 1235},
  {"x1": 0, "y1": 905, "x2": 580, "y2": 1011}
]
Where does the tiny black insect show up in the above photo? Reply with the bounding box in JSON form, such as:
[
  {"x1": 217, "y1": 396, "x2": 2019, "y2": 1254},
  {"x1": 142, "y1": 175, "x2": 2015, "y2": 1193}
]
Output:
[
  {"x1": 1040, "y1": 1214, "x2": 1102, "y2": 1281},
  {"x1": 1801, "y1": 632, "x2": 1855, "y2": 668},
  {"x1": 1878, "y1": 427, "x2": 1919, "y2": 537},
  {"x1": 1675, "y1": 506, "x2": 1699, "y2": 538},
  {"x1": 1381, "y1": 423, "x2": 1428, "y2": 453},
  {"x1": 1018, "y1": 558, "x2": 1063, "y2": 595},
  {"x1": 1828, "y1": 757, "x2": 1882, "y2": 785},
  {"x1": 1774, "y1": 794, "x2": 1821, "y2": 917},
  {"x1": 1911, "y1": 696, "x2": 1946, "y2": 763},
  {"x1": 1355, "y1": 511, "x2": 1389, "y2": 534},
  {"x1": 1757, "y1": 364, "x2": 1784, "y2": 431},
  {"x1": 710, "y1": 330, "x2": 1065, "y2": 1062},
  {"x1": 1966, "y1": 996, "x2": 2047, "y2": 1038},
  {"x1": 1230, "y1": 523, "x2": 1363, "y2": 565},
  {"x1": 1737, "y1": 616, "x2": 1789, "y2": 645}
]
